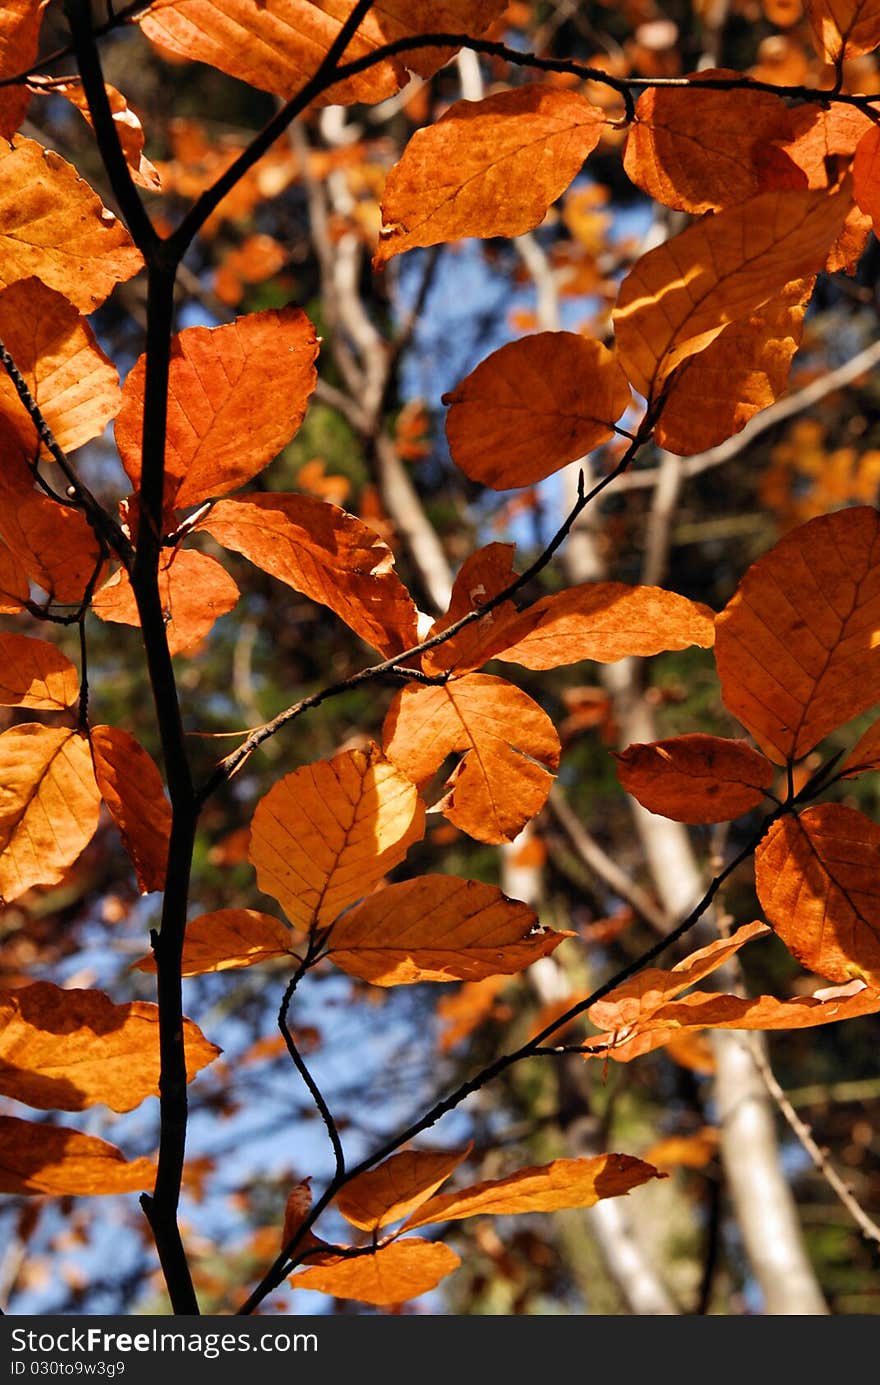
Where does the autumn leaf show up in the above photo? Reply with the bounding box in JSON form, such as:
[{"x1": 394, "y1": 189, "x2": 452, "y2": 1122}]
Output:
[
  {"x1": 714, "y1": 506, "x2": 880, "y2": 762},
  {"x1": 336, "y1": 1148, "x2": 470, "y2": 1231},
  {"x1": 327, "y1": 875, "x2": 570, "y2": 985},
  {"x1": 443, "y1": 333, "x2": 630, "y2": 489},
  {"x1": 437, "y1": 976, "x2": 511, "y2": 1053},
  {"x1": 612, "y1": 182, "x2": 850, "y2": 400},
  {"x1": 624, "y1": 73, "x2": 793, "y2": 214},
  {"x1": 134, "y1": 909, "x2": 296, "y2": 976},
  {"x1": 115, "y1": 308, "x2": 318, "y2": 508},
  {"x1": 249, "y1": 744, "x2": 425, "y2": 933},
  {"x1": 197, "y1": 493, "x2": 419, "y2": 657},
  {"x1": 0, "y1": 138, "x2": 142, "y2": 311},
  {"x1": 92, "y1": 549, "x2": 239, "y2": 656},
  {"x1": 0, "y1": 726, "x2": 101, "y2": 902},
  {"x1": 755, "y1": 804, "x2": 880, "y2": 984},
  {"x1": 375, "y1": 86, "x2": 605, "y2": 267},
  {"x1": 854, "y1": 124, "x2": 880, "y2": 231},
  {"x1": 0, "y1": 633, "x2": 79, "y2": 710},
  {"x1": 0, "y1": 981, "x2": 220, "y2": 1111},
  {"x1": 402, "y1": 1154, "x2": 665, "y2": 1230},
  {"x1": 0, "y1": 471, "x2": 104, "y2": 605},
  {"x1": 842, "y1": 718, "x2": 880, "y2": 776},
  {"x1": 804, "y1": 0, "x2": 880, "y2": 60},
  {"x1": 0, "y1": 1, "x2": 50, "y2": 140},
  {"x1": 383, "y1": 674, "x2": 560, "y2": 844},
  {"x1": 0, "y1": 279, "x2": 122, "y2": 457},
  {"x1": 291, "y1": 1239, "x2": 460, "y2": 1306},
  {"x1": 615, "y1": 735, "x2": 775, "y2": 824},
  {"x1": 0, "y1": 1115, "x2": 154, "y2": 1196},
  {"x1": 90, "y1": 726, "x2": 172, "y2": 894},
  {"x1": 29, "y1": 77, "x2": 161, "y2": 192},
  {"x1": 0, "y1": 544, "x2": 28, "y2": 613},
  {"x1": 420, "y1": 543, "x2": 523, "y2": 676}
]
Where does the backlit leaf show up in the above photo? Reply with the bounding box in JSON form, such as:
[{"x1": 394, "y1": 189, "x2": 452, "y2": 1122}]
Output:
[
  {"x1": 92, "y1": 549, "x2": 239, "y2": 656},
  {"x1": 612, "y1": 183, "x2": 849, "y2": 400},
  {"x1": 383, "y1": 674, "x2": 560, "y2": 844},
  {"x1": 328, "y1": 875, "x2": 569, "y2": 985},
  {"x1": 443, "y1": 333, "x2": 630, "y2": 489},
  {"x1": 90, "y1": 726, "x2": 171, "y2": 894},
  {"x1": 198, "y1": 494, "x2": 419, "y2": 657},
  {"x1": 0, "y1": 633, "x2": 79, "y2": 710},
  {"x1": 31, "y1": 77, "x2": 161, "y2": 192},
  {"x1": 714, "y1": 506, "x2": 880, "y2": 762},
  {"x1": 0, "y1": 471, "x2": 103, "y2": 604},
  {"x1": 403, "y1": 1154, "x2": 664, "y2": 1229},
  {"x1": 115, "y1": 308, "x2": 318, "y2": 508},
  {"x1": 755, "y1": 804, "x2": 880, "y2": 984},
  {"x1": 291, "y1": 1239, "x2": 460, "y2": 1306},
  {"x1": 134, "y1": 909, "x2": 296, "y2": 976},
  {"x1": 842, "y1": 717, "x2": 880, "y2": 776},
  {"x1": 0, "y1": 1115, "x2": 154, "y2": 1196},
  {"x1": 0, "y1": 980, "x2": 220, "y2": 1111},
  {"x1": 0, "y1": 544, "x2": 28, "y2": 612},
  {"x1": 0, "y1": 2, "x2": 50, "y2": 140},
  {"x1": 0, "y1": 138, "x2": 142, "y2": 311},
  {"x1": 249, "y1": 744, "x2": 425, "y2": 932},
  {"x1": 336, "y1": 1148, "x2": 470, "y2": 1231},
  {"x1": 375, "y1": 86, "x2": 605, "y2": 267},
  {"x1": 420, "y1": 542, "x2": 522, "y2": 676},
  {"x1": 0, "y1": 726, "x2": 101, "y2": 902},
  {"x1": 615, "y1": 735, "x2": 775, "y2": 824},
  {"x1": 854, "y1": 124, "x2": 880, "y2": 230},
  {"x1": 805, "y1": 0, "x2": 880, "y2": 60}
]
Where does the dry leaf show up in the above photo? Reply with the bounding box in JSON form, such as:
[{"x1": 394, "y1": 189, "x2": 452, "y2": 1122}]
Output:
[
  {"x1": 0, "y1": 1115, "x2": 154, "y2": 1196},
  {"x1": 90, "y1": 726, "x2": 172, "y2": 894},
  {"x1": 0, "y1": 633, "x2": 79, "y2": 710},
  {"x1": 92, "y1": 549, "x2": 239, "y2": 656},
  {"x1": 336, "y1": 1148, "x2": 470, "y2": 1231},
  {"x1": 134, "y1": 909, "x2": 296, "y2": 976},
  {"x1": 291, "y1": 1238, "x2": 460, "y2": 1306},
  {"x1": 615, "y1": 735, "x2": 775, "y2": 823}
]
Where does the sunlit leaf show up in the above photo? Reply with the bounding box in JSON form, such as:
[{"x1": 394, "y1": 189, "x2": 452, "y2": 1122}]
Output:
[
  {"x1": 135, "y1": 909, "x2": 296, "y2": 976},
  {"x1": 0, "y1": 981, "x2": 220, "y2": 1111},
  {"x1": 0, "y1": 633, "x2": 79, "y2": 710},
  {"x1": 29, "y1": 77, "x2": 161, "y2": 192},
  {"x1": 0, "y1": 726, "x2": 100, "y2": 902},
  {"x1": 854, "y1": 124, "x2": 880, "y2": 231},
  {"x1": 804, "y1": 0, "x2": 880, "y2": 60},
  {"x1": 336, "y1": 1148, "x2": 470, "y2": 1231},
  {"x1": 842, "y1": 717, "x2": 880, "y2": 777},
  {"x1": 291, "y1": 1239, "x2": 460, "y2": 1305},
  {"x1": 443, "y1": 333, "x2": 630, "y2": 489},
  {"x1": 0, "y1": 2, "x2": 50, "y2": 140},
  {"x1": 0, "y1": 470, "x2": 104, "y2": 604},
  {"x1": 0, "y1": 1115, "x2": 154, "y2": 1196},
  {"x1": 328, "y1": 875, "x2": 570, "y2": 985},
  {"x1": 92, "y1": 549, "x2": 239, "y2": 656},
  {"x1": 249, "y1": 744, "x2": 425, "y2": 932},
  {"x1": 615, "y1": 735, "x2": 775, "y2": 824},
  {"x1": 90, "y1": 726, "x2": 171, "y2": 894},
  {"x1": 420, "y1": 542, "x2": 523, "y2": 676},
  {"x1": 0, "y1": 544, "x2": 28, "y2": 613}
]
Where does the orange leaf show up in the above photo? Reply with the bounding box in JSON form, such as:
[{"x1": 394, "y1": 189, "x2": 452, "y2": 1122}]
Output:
[
  {"x1": 0, "y1": 544, "x2": 29, "y2": 612},
  {"x1": 612, "y1": 183, "x2": 850, "y2": 400},
  {"x1": 0, "y1": 1115, "x2": 154, "y2": 1196},
  {"x1": 714, "y1": 506, "x2": 880, "y2": 762},
  {"x1": 0, "y1": 471, "x2": 104, "y2": 604},
  {"x1": 842, "y1": 717, "x2": 880, "y2": 776},
  {"x1": 0, "y1": 3, "x2": 50, "y2": 139},
  {"x1": 0, "y1": 137, "x2": 142, "y2": 311},
  {"x1": 755, "y1": 804, "x2": 880, "y2": 984},
  {"x1": 248, "y1": 743, "x2": 425, "y2": 933},
  {"x1": 854, "y1": 124, "x2": 880, "y2": 230},
  {"x1": 336, "y1": 1148, "x2": 470, "y2": 1231},
  {"x1": 615, "y1": 735, "x2": 775, "y2": 824},
  {"x1": 0, "y1": 980, "x2": 220, "y2": 1111},
  {"x1": 90, "y1": 726, "x2": 172, "y2": 894},
  {"x1": 198, "y1": 493, "x2": 419, "y2": 657},
  {"x1": 327, "y1": 875, "x2": 569, "y2": 985},
  {"x1": 30, "y1": 77, "x2": 161, "y2": 192},
  {"x1": 623, "y1": 73, "x2": 793, "y2": 214},
  {"x1": 403, "y1": 1153, "x2": 664, "y2": 1229},
  {"x1": 134, "y1": 909, "x2": 296, "y2": 976},
  {"x1": 0, "y1": 725, "x2": 101, "y2": 902},
  {"x1": 0, "y1": 633, "x2": 79, "y2": 710},
  {"x1": 420, "y1": 543, "x2": 523, "y2": 676},
  {"x1": 805, "y1": 0, "x2": 880, "y2": 60},
  {"x1": 140, "y1": 0, "x2": 505, "y2": 108},
  {"x1": 641, "y1": 1127, "x2": 720, "y2": 1172},
  {"x1": 443, "y1": 333, "x2": 630, "y2": 489},
  {"x1": 291, "y1": 1239, "x2": 460, "y2": 1306},
  {"x1": 115, "y1": 308, "x2": 318, "y2": 508},
  {"x1": 493, "y1": 583, "x2": 716, "y2": 669},
  {"x1": 375, "y1": 86, "x2": 605, "y2": 267},
  {"x1": 436, "y1": 975, "x2": 510, "y2": 1053},
  {"x1": 92, "y1": 549, "x2": 239, "y2": 656},
  {"x1": 383, "y1": 674, "x2": 560, "y2": 844},
  {"x1": 655, "y1": 278, "x2": 813, "y2": 455}
]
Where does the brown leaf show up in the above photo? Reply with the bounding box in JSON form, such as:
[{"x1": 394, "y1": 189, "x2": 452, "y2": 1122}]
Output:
[
  {"x1": 115, "y1": 308, "x2": 318, "y2": 508},
  {"x1": 615, "y1": 735, "x2": 775, "y2": 824},
  {"x1": 336, "y1": 1149, "x2": 470, "y2": 1231},
  {"x1": 90, "y1": 726, "x2": 171, "y2": 894},
  {"x1": 443, "y1": 333, "x2": 630, "y2": 489},
  {"x1": 0, "y1": 138, "x2": 142, "y2": 311},
  {"x1": 755, "y1": 804, "x2": 880, "y2": 984},
  {"x1": 0, "y1": 471, "x2": 104, "y2": 604},
  {"x1": 436, "y1": 976, "x2": 510, "y2": 1053},
  {"x1": 0, "y1": 980, "x2": 220, "y2": 1111},
  {"x1": 376, "y1": 87, "x2": 605, "y2": 267},
  {"x1": 134, "y1": 909, "x2": 296, "y2": 976},
  {"x1": 383, "y1": 674, "x2": 560, "y2": 844},
  {"x1": 291, "y1": 1239, "x2": 460, "y2": 1306},
  {"x1": 420, "y1": 543, "x2": 522, "y2": 676},
  {"x1": 854, "y1": 124, "x2": 880, "y2": 231},
  {"x1": 0, "y1": 543, "x2": 29, "y2": 612},
  {"x1": 198, "y1": 493, "x2": 419, "y2": 657},
  {"x1": 249, "y1": 744, "x2": 424, "y2": 933},
  {"x1": 92, "y1": 549, "x2": 239, "y2": 656},
  {"x1": 328, "y1": 875, "x2": 570, "y2": 985},
  {"x1": 612, "y1": 182, "x2": 850, "y2": 400},
  {"x1": 714, "y1": 506, "x2": 880, "y2": 762},
  {"x1": 0, "y1": 633, "x2": 79, "y2": 710},
  {"x1": 403, "y1": 1153, "x2": 665, "y2": 1229},
  {"x1": 0, "y1": 2, "x2": 50, "y2": 140},
  {"x1": 30, "y1": 77, "x2": 161, "y2": 192},
  {"x1": 0, "y1": 1115, "x2": 154, "y2": 1196},
  {"x1": 0, "y1": 725, "x2": 101, "y2": 902},
  {"x1": 842, "y1": 717, "x2": 880, "y2": 776},
  {"x1": 642, "y1": 1127, "x2": 720, "y2": 1171},
  {"x1": 805, "y1": 0, "x2": 880, "y2": 60}
]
